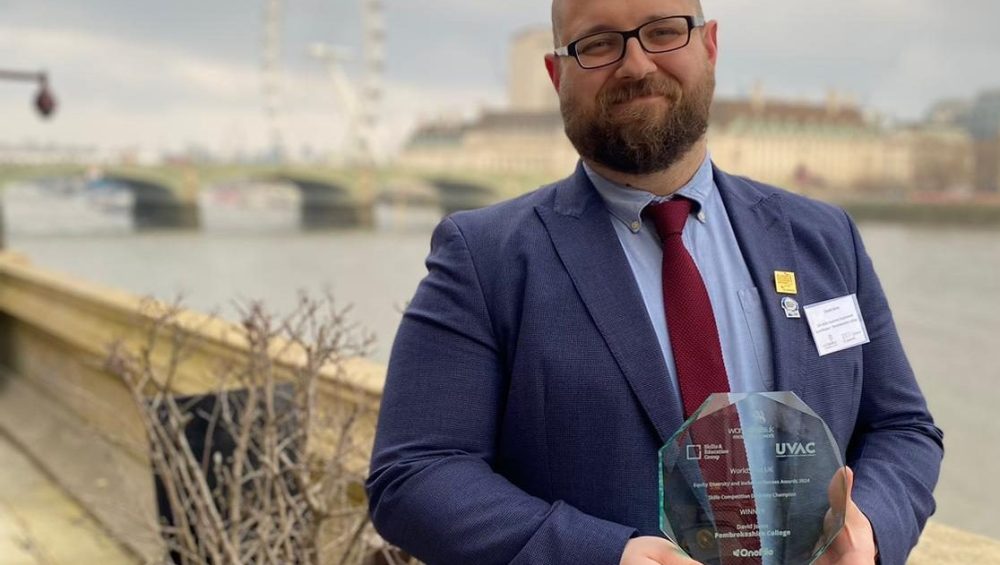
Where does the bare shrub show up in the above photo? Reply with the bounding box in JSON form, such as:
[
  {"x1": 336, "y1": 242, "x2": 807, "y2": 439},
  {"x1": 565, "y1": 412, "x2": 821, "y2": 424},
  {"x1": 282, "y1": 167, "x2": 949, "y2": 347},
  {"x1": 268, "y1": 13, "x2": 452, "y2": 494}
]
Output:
[{"x1": 105, "y1": 294, "x2": 417, "y2": 565}]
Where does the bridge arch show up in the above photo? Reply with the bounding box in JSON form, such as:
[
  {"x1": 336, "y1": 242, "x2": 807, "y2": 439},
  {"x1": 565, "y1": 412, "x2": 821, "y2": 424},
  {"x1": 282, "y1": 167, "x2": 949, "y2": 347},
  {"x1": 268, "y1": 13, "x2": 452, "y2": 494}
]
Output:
[
  {"x1": 100, "y1": 173, "x2": 200, "y2": 229},
  {"x1": 426, "y1": 178, "x2": 499, "y2": 215},
  {"x1": 269, "y1": 173, "x2": 369, "y2": 229}
]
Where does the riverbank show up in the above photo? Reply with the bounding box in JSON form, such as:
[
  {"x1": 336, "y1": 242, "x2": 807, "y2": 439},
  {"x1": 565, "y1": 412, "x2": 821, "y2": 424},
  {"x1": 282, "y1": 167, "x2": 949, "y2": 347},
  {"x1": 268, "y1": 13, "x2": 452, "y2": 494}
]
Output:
[{"x1": 840, "y1": 199, "x2": 1000, "y2": 226}]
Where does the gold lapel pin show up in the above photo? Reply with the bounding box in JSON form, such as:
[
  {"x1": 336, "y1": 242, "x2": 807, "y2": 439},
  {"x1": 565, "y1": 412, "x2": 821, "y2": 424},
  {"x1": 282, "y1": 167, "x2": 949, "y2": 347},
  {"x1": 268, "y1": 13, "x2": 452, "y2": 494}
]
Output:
[{"x1": 774, "y1": 271, "x2": 798, "y2": 295}]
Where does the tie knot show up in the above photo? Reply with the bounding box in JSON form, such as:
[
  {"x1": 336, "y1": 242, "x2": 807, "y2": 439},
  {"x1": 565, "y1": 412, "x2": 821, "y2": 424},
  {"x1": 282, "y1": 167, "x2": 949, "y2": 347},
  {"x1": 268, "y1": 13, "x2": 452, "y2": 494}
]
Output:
[{"x1": 647, "y1": 197, "x2": 692, "y2": 240}]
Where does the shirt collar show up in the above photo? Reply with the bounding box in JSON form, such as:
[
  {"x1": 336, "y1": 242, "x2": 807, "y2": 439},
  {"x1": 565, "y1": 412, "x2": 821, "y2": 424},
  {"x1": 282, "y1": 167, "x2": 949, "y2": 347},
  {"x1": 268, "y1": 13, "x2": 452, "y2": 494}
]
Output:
[{"x1": 584, "y1": 153, "x2": 715, "y2": 233}]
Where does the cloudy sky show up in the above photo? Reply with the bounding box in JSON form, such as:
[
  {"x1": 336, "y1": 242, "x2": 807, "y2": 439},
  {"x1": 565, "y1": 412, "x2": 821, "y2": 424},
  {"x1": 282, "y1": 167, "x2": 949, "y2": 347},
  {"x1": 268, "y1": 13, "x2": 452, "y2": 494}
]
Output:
[{"x1": 2, "y1": 0, "x2": 998, "y2": 158}]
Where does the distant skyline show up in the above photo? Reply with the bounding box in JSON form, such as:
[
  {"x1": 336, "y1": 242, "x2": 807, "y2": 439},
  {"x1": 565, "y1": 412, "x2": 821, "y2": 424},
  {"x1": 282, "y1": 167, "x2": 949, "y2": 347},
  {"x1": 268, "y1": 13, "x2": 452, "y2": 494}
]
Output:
[{"x1": 2, "y1": 0, "x2": 999, "y2": 158}]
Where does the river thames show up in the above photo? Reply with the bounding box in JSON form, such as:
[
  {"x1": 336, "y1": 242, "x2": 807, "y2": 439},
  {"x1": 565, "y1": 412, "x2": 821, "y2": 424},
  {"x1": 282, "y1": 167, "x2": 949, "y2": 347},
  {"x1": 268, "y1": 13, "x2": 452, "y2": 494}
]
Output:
[{"x1": 3, "y1": 188, "x2": 999, "y2": 542}]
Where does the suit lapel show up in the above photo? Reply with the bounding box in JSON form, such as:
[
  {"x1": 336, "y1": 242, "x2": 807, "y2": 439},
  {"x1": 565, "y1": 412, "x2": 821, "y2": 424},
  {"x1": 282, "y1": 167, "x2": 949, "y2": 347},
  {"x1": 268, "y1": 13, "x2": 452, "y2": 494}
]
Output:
[
  {"x1": 714, "y1": 168, "x2": 807, "y2": 392},
  {"x1": 536, "y1": 166, "x2": 684, "y2": 443}
]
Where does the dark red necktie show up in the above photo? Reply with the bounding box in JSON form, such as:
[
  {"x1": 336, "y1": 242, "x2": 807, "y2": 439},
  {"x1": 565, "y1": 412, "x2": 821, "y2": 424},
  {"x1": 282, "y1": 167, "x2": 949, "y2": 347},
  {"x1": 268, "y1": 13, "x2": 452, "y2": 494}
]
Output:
[
  {"x1": 647, "y1": 197, "x2": 730, "y2": 417},
  {"x1": 648, "y1": 198, "x2": 760, "y2": 563}
]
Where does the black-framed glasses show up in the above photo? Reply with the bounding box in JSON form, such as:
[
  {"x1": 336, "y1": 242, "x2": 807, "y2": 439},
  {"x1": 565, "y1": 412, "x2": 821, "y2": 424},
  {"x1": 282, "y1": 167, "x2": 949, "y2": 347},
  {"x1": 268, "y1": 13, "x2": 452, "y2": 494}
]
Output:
[{"x1": 554, "y1": 15, "x2": 706, "y2": 70}]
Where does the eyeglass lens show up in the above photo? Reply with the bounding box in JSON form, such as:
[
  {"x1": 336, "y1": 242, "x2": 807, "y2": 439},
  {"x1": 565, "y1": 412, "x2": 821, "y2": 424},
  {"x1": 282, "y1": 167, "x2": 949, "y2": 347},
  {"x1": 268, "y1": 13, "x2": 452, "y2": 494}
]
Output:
[{"x1": 576, "y1": 17, "x2": 691, "y2": 69}]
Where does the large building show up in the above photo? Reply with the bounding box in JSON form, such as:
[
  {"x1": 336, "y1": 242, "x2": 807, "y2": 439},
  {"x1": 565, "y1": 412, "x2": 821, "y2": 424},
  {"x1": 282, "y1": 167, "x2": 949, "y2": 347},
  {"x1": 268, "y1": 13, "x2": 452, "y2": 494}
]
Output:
[
  {"x1": 965, "y1": 91, "x2": 1000, "y2": 193},
  {"x1": 708, "y1": 91, "x2": 974, "y2": 196},
  {"x1": 399, "y1": 27, "x2": 978, "y2": 197},
  {"x1": 508, "y1": 28, "x2": 559, "y2": 113},
  {"x1": 709, "y1": 92, "x2": 895, "y2": 195},
  {"x1": 400, "y1": 28, "x2": 571, "y2": 175},
  {"x1": 917, "y1": 90, "x2": 1000, "y2": 193},
  {"x1": 401, "y1": 110, "x2": 576, "y2": 175}
]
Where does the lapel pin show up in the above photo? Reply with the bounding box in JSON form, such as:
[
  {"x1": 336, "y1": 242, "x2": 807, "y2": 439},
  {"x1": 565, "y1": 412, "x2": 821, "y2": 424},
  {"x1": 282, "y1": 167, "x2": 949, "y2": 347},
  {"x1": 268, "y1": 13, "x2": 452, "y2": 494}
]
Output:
[
  {"x1": 782, "y1": 297, "x2": 801, "y2": 319},
  {"x1": 774, "y1": 271, "x2": 798, "y2": 295}
]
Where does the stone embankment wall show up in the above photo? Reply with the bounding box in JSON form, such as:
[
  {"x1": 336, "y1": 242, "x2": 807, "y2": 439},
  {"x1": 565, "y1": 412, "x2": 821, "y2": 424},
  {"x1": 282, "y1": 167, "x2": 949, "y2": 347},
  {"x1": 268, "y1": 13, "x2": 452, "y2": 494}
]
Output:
[{"x1": 0, "y1": 252, "x2": 996, "y2": 564}]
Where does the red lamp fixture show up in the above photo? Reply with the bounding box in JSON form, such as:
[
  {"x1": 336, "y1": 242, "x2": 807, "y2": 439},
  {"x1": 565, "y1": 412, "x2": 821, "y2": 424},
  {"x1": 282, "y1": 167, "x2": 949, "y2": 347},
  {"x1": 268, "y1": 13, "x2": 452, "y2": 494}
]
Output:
[{"x1": 1, "y1": 69, "x2": 58, "y2": 119}]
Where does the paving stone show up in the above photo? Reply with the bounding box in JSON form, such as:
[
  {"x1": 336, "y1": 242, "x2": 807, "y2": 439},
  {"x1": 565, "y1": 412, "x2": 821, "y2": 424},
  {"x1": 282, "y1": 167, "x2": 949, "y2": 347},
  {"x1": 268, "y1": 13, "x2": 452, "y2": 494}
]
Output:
[{"x1": 0, "y1": 434, "x2": 136, "y2": 565}]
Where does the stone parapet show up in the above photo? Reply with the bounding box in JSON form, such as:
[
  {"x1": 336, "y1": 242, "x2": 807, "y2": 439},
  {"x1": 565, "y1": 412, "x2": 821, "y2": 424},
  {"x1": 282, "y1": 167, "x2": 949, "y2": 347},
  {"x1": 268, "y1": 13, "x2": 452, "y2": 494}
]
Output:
[
  {"x1": 0, "y1": 251, "x2": 383, "y2": 561},
  {"x1": 0, "y1": 251, "x2": 996, "y2": 563}
]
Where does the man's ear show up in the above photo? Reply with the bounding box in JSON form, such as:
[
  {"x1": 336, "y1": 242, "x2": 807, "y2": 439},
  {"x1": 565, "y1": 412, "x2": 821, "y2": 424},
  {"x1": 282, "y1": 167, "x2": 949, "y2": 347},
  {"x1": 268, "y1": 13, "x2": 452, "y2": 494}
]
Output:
[
  {"x1": 544, "y1": 53, "x2": 561, "y2": 92},
  {"x1": 703, "y1": 20, "x2": 719, "y2": 66}
]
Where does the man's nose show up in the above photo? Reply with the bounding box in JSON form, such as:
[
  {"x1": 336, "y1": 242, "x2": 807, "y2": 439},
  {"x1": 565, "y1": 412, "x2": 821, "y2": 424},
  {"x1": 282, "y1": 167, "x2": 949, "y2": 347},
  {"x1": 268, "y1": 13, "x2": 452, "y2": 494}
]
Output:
[{"x1": 615, "y1": 37, "x2": 657, "y2": 80}]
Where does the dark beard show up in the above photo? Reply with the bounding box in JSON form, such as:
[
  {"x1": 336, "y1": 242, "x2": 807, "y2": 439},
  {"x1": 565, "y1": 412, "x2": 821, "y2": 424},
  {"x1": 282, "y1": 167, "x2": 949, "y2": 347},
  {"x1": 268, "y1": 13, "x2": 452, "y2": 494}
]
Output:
[{"x1": 561, "y1": 71, "x2": 715, "y2": 175}]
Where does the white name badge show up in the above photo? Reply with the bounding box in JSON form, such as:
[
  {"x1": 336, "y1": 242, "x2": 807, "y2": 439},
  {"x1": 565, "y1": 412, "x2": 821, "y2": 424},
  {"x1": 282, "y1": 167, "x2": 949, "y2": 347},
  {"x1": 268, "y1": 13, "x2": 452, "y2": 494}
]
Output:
[{"x1": 802, "y1": 294, "x2": 871, "y2": 357}]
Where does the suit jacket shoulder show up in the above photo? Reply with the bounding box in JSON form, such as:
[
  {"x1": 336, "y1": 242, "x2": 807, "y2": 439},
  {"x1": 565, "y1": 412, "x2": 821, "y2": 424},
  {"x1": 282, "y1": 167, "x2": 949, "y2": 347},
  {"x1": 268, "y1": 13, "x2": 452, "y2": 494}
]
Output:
[
  {"x1": 718, "y1": 171, "x2": 855, "y2": 236},
  {"x1": 446, "y1": 177, "x2": 562, "y2": 246}
]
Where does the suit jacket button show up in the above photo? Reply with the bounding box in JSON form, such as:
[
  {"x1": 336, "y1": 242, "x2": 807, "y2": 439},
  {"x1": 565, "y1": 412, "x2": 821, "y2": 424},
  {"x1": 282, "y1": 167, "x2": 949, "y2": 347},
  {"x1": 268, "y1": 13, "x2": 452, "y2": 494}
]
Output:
[{"x1": 697, "y1": 529, "x2": 715, "y2": 550}]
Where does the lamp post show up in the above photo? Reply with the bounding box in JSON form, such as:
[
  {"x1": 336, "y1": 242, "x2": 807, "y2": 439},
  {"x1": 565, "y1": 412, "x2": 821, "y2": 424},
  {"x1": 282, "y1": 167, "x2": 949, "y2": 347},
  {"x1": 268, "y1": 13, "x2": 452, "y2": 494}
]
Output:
[
  {"x1": 0, "y1": 69, "x2": 58, "y2": 118},
  {"x1": 0, "y1": 69, "x2": 57, "y2": 248}
]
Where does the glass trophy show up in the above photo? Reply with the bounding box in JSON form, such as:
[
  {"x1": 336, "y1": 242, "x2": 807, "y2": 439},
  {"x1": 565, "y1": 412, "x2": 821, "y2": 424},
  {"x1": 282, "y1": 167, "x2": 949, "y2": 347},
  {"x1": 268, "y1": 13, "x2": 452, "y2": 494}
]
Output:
[{"x1": 659, "y1": 392, "x2": 847, "y2": 564}]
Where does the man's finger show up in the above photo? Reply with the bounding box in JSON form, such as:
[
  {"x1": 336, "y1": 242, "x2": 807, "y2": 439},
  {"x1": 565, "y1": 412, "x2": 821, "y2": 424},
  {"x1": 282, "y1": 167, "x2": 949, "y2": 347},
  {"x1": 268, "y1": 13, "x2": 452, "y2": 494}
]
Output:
[{"x1": 828, "y1": 466, "x2": 853, "y2": 516}]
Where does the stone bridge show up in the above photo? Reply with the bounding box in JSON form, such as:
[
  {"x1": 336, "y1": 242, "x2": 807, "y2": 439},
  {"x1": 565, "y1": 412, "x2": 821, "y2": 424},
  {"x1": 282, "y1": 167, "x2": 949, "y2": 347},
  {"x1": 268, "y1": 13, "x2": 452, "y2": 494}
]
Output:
[{"x1": 0, "y1": 163, "x2": 551, "y2": 229}]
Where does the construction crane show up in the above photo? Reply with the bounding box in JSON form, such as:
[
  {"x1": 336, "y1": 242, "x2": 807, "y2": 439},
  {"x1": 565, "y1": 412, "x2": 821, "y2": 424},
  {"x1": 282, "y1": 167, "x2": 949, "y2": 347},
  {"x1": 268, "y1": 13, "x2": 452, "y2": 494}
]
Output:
[
  {"x1": 260, "y1": 0, "x2": 287, "y2": 162},
  {"x1": 309, "y1": 0, "x2": 385, "y2": 167}
]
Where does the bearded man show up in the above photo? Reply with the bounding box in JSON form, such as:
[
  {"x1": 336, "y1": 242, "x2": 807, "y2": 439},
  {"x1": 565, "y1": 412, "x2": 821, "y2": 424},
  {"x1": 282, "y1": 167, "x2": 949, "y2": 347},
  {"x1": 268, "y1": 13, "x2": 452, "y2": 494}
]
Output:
[{"x1": 366, "y1": 1, "x2": 943, "y2": 564}]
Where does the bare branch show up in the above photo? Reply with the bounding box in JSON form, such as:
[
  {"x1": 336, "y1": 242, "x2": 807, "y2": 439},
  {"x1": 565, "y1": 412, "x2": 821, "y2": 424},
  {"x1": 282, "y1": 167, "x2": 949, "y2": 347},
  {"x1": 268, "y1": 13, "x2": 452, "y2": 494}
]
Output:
[{"x1": 107, "y1": 293, "x2": 410, "y2": 565}]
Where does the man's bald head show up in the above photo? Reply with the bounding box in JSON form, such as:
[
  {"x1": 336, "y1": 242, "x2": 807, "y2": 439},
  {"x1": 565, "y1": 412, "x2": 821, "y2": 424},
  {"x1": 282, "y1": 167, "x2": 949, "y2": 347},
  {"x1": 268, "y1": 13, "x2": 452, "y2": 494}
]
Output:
[{"x1": 551, "y1": 0, "x2": 705, "y2": 46}]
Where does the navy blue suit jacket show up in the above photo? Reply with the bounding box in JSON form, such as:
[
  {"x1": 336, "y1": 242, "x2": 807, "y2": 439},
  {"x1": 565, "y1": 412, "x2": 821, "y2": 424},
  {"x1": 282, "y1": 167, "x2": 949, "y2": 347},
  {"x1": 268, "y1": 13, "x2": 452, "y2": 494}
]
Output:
[{"x1": 367, "y1": 165, "x2": 943, "y2": 565}]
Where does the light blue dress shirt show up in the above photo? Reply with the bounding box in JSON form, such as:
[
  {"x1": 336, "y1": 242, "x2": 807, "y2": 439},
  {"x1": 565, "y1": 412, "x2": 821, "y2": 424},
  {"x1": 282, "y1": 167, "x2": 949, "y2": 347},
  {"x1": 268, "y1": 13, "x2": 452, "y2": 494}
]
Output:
[
  {"x1": 583, "y1": 155, "x2": 775, "y2": 399},
  {"x1": 587, "y1": 158, "x2": 789, "y2": 561}
]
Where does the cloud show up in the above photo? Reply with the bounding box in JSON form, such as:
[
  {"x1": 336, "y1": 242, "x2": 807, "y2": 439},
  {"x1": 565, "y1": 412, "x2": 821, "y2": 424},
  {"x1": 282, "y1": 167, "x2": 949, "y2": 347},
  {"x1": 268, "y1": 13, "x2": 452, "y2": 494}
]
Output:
[
  {"x1": 2, "y1": 0, "x2": 999, "y2": 153},
  {"x1": 710, "y1": 0, "x2": 1000, "y2": 118},
  {"x1": 0, "y1": 22, "x2": 500, "y2": 156}
]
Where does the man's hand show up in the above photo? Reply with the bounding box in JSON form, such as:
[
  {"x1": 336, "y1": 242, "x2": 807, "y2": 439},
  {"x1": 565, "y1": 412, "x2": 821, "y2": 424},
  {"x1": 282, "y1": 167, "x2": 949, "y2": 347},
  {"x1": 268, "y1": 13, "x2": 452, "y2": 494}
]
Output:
[
  {"x1": 620, "y1": 537, "x2": 701, "y2": 565},
  {"x1": 815, "y1": 467, "x2": 878, "y2": 565}
]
